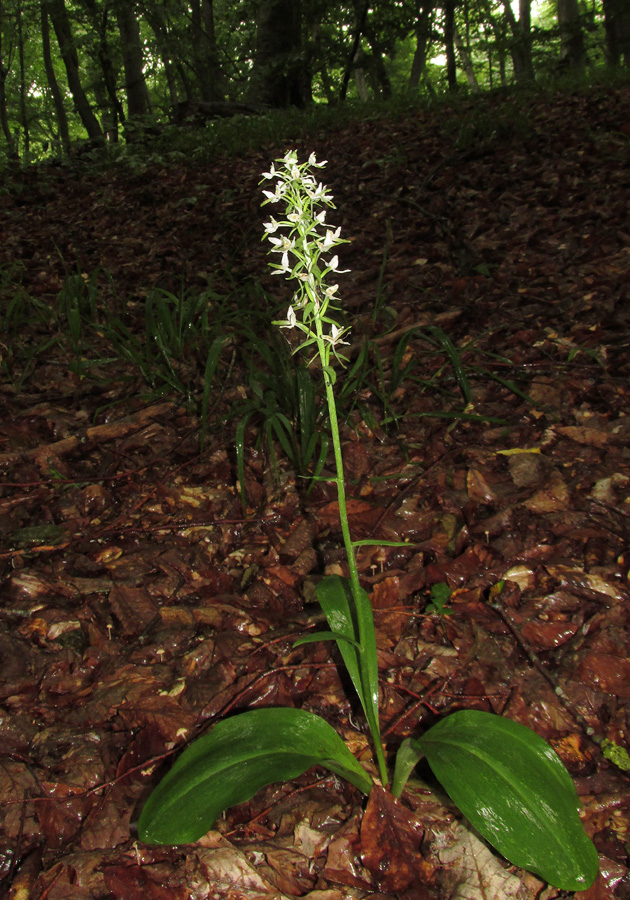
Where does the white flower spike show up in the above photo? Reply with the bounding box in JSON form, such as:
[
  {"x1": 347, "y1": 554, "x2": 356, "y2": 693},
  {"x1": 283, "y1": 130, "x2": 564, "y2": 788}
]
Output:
[{"x1": 261, "y1": 151, "x2": 350, "y2": 364}]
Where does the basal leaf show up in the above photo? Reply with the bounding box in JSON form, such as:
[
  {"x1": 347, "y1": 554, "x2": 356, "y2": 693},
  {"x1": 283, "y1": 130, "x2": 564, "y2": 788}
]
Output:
[
  {"x1": 138, "y1": 707, "x2": 372, "y2": 845},
  {"x1": 401, "y1": 710, "x2": 598, "y2": 891}
]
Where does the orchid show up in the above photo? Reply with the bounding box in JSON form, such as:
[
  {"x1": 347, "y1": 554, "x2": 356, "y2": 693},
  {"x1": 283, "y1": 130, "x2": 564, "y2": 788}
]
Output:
[{"x1": 137, "y1": 154, "x2": 599, "y2": 895}]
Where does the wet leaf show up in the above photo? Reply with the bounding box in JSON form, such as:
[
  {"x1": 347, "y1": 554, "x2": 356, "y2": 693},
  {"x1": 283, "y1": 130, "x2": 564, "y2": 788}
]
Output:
[
  {"x1": 395, "y1": 710, "x2": 598, "y2": 891},
  {"x1": 138, "y1": 708, "x2": 372, "y2": 845}
]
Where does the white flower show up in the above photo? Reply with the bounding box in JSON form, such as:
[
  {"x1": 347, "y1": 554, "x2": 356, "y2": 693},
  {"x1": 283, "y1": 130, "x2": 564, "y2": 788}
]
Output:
[
  {"x1": 263, "y1": 217, "x2": 280, "y2": 234},
  {"x1": 268, "y1": 235, "x2": 294, "y2": 252},
  {"x1": 271, "y1": 251, "x2": 291, "y2": 275},
  {"x1": 282, "y1": 150, "x2": 298, "y2": 166},
  {"x1": 321, "y1": 227, "x2": 342, "y2": 250},
  {"x1": 305, "y1": 183, "x2": 332, "y2": 202},
  {"x1": 308, "y1": 152, "x2": 327, "y2": 168},
  {"x1": 322, "y1": 323, "x2": 348, "y2": 346},
  {"x1": 325, "y1": 256, "x2": 350, "y2": 274},
  {"x1": 262, "y1": 181, "x2": 287, "y2": 203},
  {"x1": 282, "y1": 305, "x2": 297, "y2": 328},
  {"x1": 261, "y1": 152, "x2": 351, "y2": 353},
  {"x1": 297, "y1": 272, "x2": 316, "y2": 290}
]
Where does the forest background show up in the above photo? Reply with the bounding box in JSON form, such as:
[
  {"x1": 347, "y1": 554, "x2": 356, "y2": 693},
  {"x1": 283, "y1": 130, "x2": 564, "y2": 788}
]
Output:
[{"x1": 1, "y1": 0, "x2": 630, "y2": 165}]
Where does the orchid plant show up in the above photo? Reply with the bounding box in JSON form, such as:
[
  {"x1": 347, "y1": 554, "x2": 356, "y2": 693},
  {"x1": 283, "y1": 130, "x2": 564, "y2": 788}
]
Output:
[{"x1": 138, "y1": 152, "x2": 598, "y2": 893}]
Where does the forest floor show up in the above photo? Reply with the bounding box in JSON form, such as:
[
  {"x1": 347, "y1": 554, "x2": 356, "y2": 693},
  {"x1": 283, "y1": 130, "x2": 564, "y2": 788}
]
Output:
[{"x1": 1, "y1": 83, "x2": 630, "y2": 900}]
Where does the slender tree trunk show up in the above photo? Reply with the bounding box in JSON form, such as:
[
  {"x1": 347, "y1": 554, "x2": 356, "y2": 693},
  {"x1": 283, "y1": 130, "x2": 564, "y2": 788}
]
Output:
[
  {"x1": 488, "y1": 12, "x2": 508, "y2": 86},
  {"x1": 353, "y1": 55, "x2": 369, "y2": 100},
  {"x1": 364, "y1": 27, "x2": 392, "y2": 98},
  {"x1": 408, "y1": 4, "x2": 434, "y2": 94},
  {"x1": 502, "y1": 0, "x2": 535, "y2": 83},
  {"x1": 454, "y1": 23, "x2": 480, "y2": 90},
  {"x1": 141, "y1": 5, "x2": 183, "y2": 108},
  {"x1": 76, "y1": 0, "x2": 125, "y2": 136},
  {"x1": 318, "y1": 64, "x2": 335, "y2": 104},
  {"x1": 190, "y1": 0, "x2": 224, "y2": 101},
  {"x1": 45, "y1": 0, "x2": 103, "y2": 141},
  {"x1": 41, "y1": 1, "x2": 70, "y2": 153},
  {"x1": 602, "y1": 0, "x2": 630, "y2": 66},
  {"x1": 114, "y1": 1, "x2": 150, "y2": 119},
  {"x1": 444, "y1": 0, "x2": 458, "y2": 90},
  {"x1": 0, "y1": 0, "x2": 16, "y2": 158},
  {"x1": 17, "y1": 4, "x2": 29, "y2": 156},
  {"x1": 341, "y1": 0, "x2": 369, "y2": 101},
  {"x1": 557, "y1": 0, "x2": 587, "y2": 70}
]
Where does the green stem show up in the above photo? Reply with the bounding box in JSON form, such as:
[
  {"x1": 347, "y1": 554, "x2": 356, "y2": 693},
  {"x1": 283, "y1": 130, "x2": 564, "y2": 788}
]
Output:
[{"x1": 315, "y1": 317, "x2": 389, "y2": 786}]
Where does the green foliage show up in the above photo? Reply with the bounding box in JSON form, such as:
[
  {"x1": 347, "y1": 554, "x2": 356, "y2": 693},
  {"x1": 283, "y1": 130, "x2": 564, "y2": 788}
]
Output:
[
  {"x1": 233, "y1": 326, "x2": 329, "y2": 509},
  {"x1": 137, "y1": 708, "x2": 373, "y2": 845},
  {"x1": 425, "y1": 582, "x2": 453, "y2": 616},
  {"x1": 0, "y1": 0, "x2": 623, "y2": 167},
  {"x1": 601, "y1": 738, "x2": 630, "y2": 772},
  {"x1": 392, "y1": 711, "x2": 599, "y2": 891}
]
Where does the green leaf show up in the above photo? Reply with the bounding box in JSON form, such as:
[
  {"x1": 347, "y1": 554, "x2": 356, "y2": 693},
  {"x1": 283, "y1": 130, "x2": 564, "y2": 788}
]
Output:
[
  {"x1": 315, "y1": 576, "x2": 383, "y2": 771},
  {"x1": 138, "y1": 708, "x2": 372, "y2": 845},
  {"x1": 425, "y1": 582, "x2": 453, "y2": 615},
  {"x1": 394, "y1": 710, "x2": 598, "y2": 891},
  {"x1": 392, "y1": 736, "x2": 423, "y2": 798},
  {"x1": 294, "y1": 629, "x2": 361, "y2": 649},
  {"x1": 425, "y1": 325, "x2": 472, "y2": 404}
]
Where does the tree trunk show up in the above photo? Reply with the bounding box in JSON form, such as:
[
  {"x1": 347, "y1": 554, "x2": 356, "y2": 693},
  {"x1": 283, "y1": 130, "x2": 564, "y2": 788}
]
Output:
[
  {"x1": 75, "y1": 0, "x2": 124, "y2": 137},
  {"x1": 247, "y1": 0, "x2": 307, "y2": 108},
  {"x1": 141, "y1": 4, "x2": 185, "y2": 108},
  {"x1": 0, "y1": 0, "x2": 16, "y2": 159},
  {"x1": 45, "y1": 0, "x2": 103, "y2": 141},
  {"x1": 602, "y1": 0, "x2": 630, "y2": 66},
  {"x1": 485, "y1": 12, "x2": 509, "y2": 87},
  {"x1": 557, "y1": 0, "x2": 587, "y2": 70},
  {"x1": 341, "y1": 0, "x2": 369, "y2": 101},
  {"x1": 408, "y1": 3, "x2": 434, "y2": 94},
  {"x1": 444, "y1": 0, "x2": 458, "y2": 91},
  {"x1": 454, "y1": 23, "x2": 481, "y2": 90},
  {"x1": 114, "y1": 1, "x2": 150, "y2": 119},
  {"x1": 364, "y1": 27, "x2": 393, "y2": 99},
  {"x1": 17, "y1": 4, "x2": 29, "y2": 157},
  {"x1": 41, "y1": 1, "x2": 70, "y2": 153},
  {"x1": 190, "y1": 0, "x2": 224, "y2": 101},
  {"x1": 318, "y1": 63, "x2": 336, "y2": 104},
  {"x1": 502, "y1": 0, "x2": 535, "y2": 83}
]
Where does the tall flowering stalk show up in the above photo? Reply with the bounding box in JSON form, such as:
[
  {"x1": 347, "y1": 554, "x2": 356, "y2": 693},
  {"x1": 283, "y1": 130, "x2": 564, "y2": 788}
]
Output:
[
  {"x1": 261, "y1": 152, "x2": 355, "y2": 584},
  {"x1": 261, "y1": 151, "x2": 388, "y2": 784}
]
